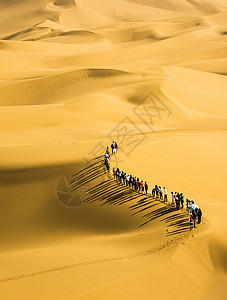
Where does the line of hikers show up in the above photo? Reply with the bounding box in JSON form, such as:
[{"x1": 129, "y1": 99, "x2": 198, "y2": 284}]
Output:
[
  {"x1": 103, "y1": 142, "x2": 202, "y2": 230},
  {"x1": 152, "y1": 185, "x2": 168, "y2": 202},
  {"x1": 170, "y1": 192, "x2": 202, "y2": 230},
  {"x1": 187, "y1": 200, "x2": 202, "y2": 230},
  {"x1": 104, "y1": 141, "x2": 119, "y2": 172},
  {"x1": 113, "y1": 168, "x2": 149, "y2": 194}
]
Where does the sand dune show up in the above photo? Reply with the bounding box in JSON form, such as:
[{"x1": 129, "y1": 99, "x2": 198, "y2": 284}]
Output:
[{"x1": 0, "y1": 0, "x2": 227, "y2": 299}]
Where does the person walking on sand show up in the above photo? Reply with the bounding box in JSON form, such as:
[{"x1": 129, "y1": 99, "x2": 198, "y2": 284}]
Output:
[
  {"x1": 159, "y1": 186, "x2": 163, "y2": 200},
  {"x1": 118, "y1": 170, "x2": 122, "y2": 183},
  {"x1": 106, "y1": 147, "x2": 110, "y2": 155},
  {"x1": 130, "y1": 177, "x2": 133, "y2": 189},
  {"x1": 164, "y1": 187, "x2": 168, "y2": 202},
  {"x1": 104, "y1": 155, "x2": 109, "y2": 171},
  {"x1": 137, "y1": 178, "x2": 141, "y2": 192},
  {"x1": 111, "y1": 141, "x2": 115, "y2": 154},
  {"x1": 135, "y1": 178, "x2": 138, "y2": 191},
  {"x1": 175, "y1": 193, "x2": 180, "y2": 210},
  {"x1": 104, "y1": 152, "x2": 109, "y2": 161},
  {"x1": 104, "y1": 156, "x2": 109, "y2": 166},
  {"x1": 189, "y1": 214, "x2": 194, "y2": 230},
  {"x1": 141, "y1": 180, "x2": 145, "y2": 193},
  {"x1": 129, "y1": 175, "x2": 132, "y2": 188},
  {"x1": 134, "y1": 177, "x2": 137, "y2": 191},
  {"x1": 145, "y1": 181, "x2": 148, "y2": 194},
  {"x1": 131, "y1": 177, "x2": 134, "y2": 190},
  {"x1": 114, "y1": 142, "x2": 118, "y2": 153},
  {"x1": 171, "y1": 192, "x2": 175, "y2": 206},
  {"x1": 197, "y1": 208, "x2": 202, "y2": 224},
  {"x1": 124, "y1": 173, "x2": 127, "y2": 186},
  {"x1": 192, "y1": 210, "x2": 197, "y2": 228},
  {"x1": 116, "y1": 168, "x2": 120, "y2": 181},
  {"x1": 131, "y1": 177, "x2": 135, "y2": 190},
  {"x1": 155, "y1": 185, "x2": 159, "y2": 198},
  {"x1": 123, "y1": 172, "x2": 126, "y2": 185},
  {"x1": 180, "y1": 193, "x2": 184, "y2": 209},
  {"x1": 121, "y1": 171, "x2": 125, "y2": 184},
  {"x1": 189, "y1": 200, "x2": 195, "y2": 213},
  {"x1": 152, "y1": 187, "x2": 156, "y2": 197}
]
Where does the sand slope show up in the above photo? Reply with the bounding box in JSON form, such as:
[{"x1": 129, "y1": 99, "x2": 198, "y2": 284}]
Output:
[{"x1": 0, "y1": 0, "x2": 227, "y2": 299}]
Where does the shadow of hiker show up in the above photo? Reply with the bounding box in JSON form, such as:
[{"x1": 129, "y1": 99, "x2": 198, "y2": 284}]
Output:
[
  {"x1": 137, "y1": 204, "x2": 190, "y2": 236},
  {"x1": 68, "y1": 156, "x2": 107, "y2": 191},
  {"x1": 84, "y1": 176, "x2": 190, "y2": 235}
]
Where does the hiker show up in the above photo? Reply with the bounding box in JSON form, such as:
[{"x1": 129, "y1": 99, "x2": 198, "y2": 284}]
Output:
[
  {"x1": 106, "y1": 147, "x2": 110, "y2": 155},
  {"x1": 180, "y1": 193, "x2": 184, "y2": 209},
  {"x1": 145, "y1": 181, "x2": 148, "y2": 194},
  {"x1": 189, "y1": 200, "x2": 197, "y2": 213},
  {"x1": 104, "y1": 157, "x2": 109, "y2": 167},
  {"x1": 124, "y1": 173, "x2": 127, "y2": 186},
  {"x1": 121, "y1": 171, "x2": 125, "y2": 184},
  {"x1": 192, "y1": 210, "x2": 197, "y2": 228},
  {"x1": 189, "y1": 215, "x2": 194, "y2": 230},
  {"x1": 175, "y1": 193, "x2": 180, "y2": 210},
  {"x1": 141, "y1": 180, "x2": 145, "y2": 193},
  {"x1": 118, "y1": 171, "x2": 122, "y2": 183},
  {"x1": 177, "y1": 192, "x2": 180, "y2": 201},
  {"x1": 164, "y1": 187, "x2": 168, "y2": 202},
  {"x1": 152, "y1": 187, "x2": 156, "y2": 197},
  {"x1": 124, "y1": 174, "x2": 127, "y2": 186},
  {"x1": 134, "y1": 177, "x2": 137, "y2": 190},
  {"x1": 159, "y1": 186, "x2": 163, "y2": 200},
  {"x1": 195, "y1": 207, "x2": 199, "y2": 220},
  {"x1": 130, "y1": 176, "x2": 133, "y2": 188},
  {"x1": 129, "y1": 175, "x2": 132, "y2": 188},
  {"x1": 131, "y1": 176, "x2": 134, "y2": 189},
  {"x1": 122, "y1": 172, "x2": 125, "y2": 184},
  {"x1": 171, "y1": 192, "x2": 175, "y2": 206},
  {"x1": 104, "y1": 153, "x2": 109, "y2": 170},
  {"x1": 155, "y1": 185, "x2": 159, "y2": 198},
  {"x1": 133, "y1": 177, "x2": 137, "y2": 190},
  {"x1": 137, "y1": 178, "x2": 141, "y2": 192},
  {"x1": 111, "y1": 141, "x2": 115, "y2": 154},
  {"x1": 104, "y1": 153, "x2": 109, "y2": 161},
  {"x1": 114, "y1": 142, "x2": 118, "y2": 153},
  {"x1": 197, "y1": 208, "x2": 202, "y2": 224}
]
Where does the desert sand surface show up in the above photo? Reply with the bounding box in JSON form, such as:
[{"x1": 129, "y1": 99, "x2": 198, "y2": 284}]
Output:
[{"x1": 0, "y1": 0, "x2": 227, "y2": 299}]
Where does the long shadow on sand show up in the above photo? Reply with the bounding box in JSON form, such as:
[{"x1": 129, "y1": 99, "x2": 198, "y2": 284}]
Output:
[
  {"x1": 68, "y1": 156, "x2": 106, "y2": 191},
  {"x1": 67, "y1": 157, "x2": 190, "y2": 236}
]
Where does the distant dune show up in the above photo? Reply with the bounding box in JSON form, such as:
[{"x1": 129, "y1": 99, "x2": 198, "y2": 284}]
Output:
[{"x1": 0, "y1": 1, "x2": 227, "y2": 299}]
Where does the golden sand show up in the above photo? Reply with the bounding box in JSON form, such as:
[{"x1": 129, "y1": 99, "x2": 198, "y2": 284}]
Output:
[{"x1": 0, "y1": 1, "x2": 227, "y2": 299}]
